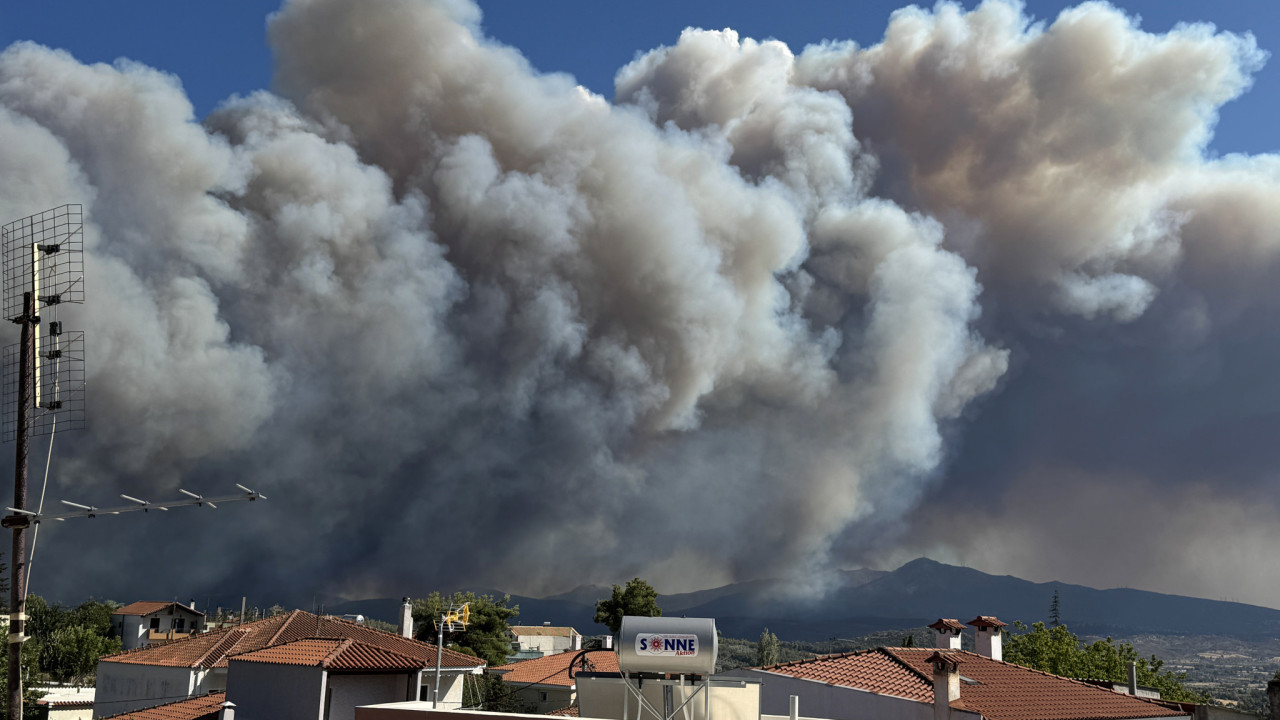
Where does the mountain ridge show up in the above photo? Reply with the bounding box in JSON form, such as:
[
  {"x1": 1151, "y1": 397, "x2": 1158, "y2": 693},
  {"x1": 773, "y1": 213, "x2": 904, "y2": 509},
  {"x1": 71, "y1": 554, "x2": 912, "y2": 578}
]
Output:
[{"x1": 326, "y1": 558, "x2": 1280, "y2": 641}]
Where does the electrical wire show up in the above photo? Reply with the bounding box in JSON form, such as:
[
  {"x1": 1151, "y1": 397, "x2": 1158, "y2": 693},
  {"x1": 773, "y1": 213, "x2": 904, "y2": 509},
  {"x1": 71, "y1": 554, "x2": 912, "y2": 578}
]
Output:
[
  {"x1": 24, "y1": 415, "x2": 55, "y2": 596},
  {"x1": 461, "y1": 650, "x2": 607, "y2": 710}
]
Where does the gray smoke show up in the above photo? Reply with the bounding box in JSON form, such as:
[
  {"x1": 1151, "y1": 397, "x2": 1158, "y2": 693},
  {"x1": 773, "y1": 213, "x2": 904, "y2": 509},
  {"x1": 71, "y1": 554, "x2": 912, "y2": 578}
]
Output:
[{"x1": 0, "y1": 0, "x2": 1275, "y2": 606}]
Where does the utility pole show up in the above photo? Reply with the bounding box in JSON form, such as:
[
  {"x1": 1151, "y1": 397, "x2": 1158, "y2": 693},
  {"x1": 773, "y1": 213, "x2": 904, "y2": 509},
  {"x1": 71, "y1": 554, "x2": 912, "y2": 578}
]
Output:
[{"x1": 7, "y1": 291, "x2": 33, "y2": 720}]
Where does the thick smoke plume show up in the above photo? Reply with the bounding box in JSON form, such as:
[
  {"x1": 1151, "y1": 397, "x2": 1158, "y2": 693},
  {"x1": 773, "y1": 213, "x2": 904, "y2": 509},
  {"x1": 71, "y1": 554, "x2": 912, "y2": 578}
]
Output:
[{"x1": 0, "y1": 0, "x2": 1276, "y2": 605}]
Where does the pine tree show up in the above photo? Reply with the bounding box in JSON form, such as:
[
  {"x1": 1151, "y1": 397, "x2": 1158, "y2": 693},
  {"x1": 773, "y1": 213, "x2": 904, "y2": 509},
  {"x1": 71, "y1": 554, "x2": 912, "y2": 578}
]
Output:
[{"x1": 756, "y1": 628, "x2": 780, "y2": 667}]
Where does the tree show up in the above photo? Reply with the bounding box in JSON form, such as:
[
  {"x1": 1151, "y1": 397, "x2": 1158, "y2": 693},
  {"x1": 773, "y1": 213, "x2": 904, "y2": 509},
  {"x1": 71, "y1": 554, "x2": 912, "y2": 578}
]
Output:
[
  {"x1": 25, "y1": 595, "x2": 122, "y2": 688},
  {"x1": 462, "y1": 672, "x2": 521, "y2": 713},
  {"x1": 412, "y1": 592, "x2": 519, "y2": 667},
  {"x1": 756, "y1": 628, "x2": 780, "y2": 667},
  {"x1": 43, "y1": 625, "x2": 120, "y2": 685},
  {"x1": 1004, "y1": 621, "x2": 1208, "y2": 703},
  {"x1": 594, "y1": 578, "x2": 661, "y2": 635},
  {"x1": 1049, "y1": 590, "x2": 1062, "y2": 627}
]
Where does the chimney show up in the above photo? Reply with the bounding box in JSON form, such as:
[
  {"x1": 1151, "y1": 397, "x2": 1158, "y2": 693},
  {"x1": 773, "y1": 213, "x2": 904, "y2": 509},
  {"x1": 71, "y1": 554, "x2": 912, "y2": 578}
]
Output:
[
  {"x1": 967, "y1": 616, "x2": 1006, "y2": 661},
  {"x1": 926, "y1": 652, "x2": 961, "y2": 720},
  {"x1": 572, "y1": 634, "x2": 582, "y2": 651},
  {"x1": 1127, "y1": 661, "x2": 1137, "y2": 695},
  {"x1": 189, "y1": 598, "x2": 196, "y2": 611},
  {"x1": 789, "y1": 695, "x2": 799, "y2": 720},
  {"x1": 603, "y1": 635, "x2": 613, "y2": 650},
  {"x1": 544, "y1": 621, "x2": 551, "y2": 626},
  {"x1": 219, "y1": 701, "x2": 236, "y2": 720},
  {"x1": 928, "y1": 619, "x2": 964, "y2": 650},
  {"x1": 399, "y1": 597, "x2": 414, "y2": 639},
  {"x1": 1268, "y1": 673, "x2": 1280, "y2": 720}
]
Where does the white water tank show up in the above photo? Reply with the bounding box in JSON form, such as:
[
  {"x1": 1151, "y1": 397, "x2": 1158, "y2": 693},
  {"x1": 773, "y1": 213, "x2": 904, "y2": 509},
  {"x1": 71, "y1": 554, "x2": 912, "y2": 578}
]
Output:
[{"x1": 618, "y1": 616, "x2": 718, "y2": 675}]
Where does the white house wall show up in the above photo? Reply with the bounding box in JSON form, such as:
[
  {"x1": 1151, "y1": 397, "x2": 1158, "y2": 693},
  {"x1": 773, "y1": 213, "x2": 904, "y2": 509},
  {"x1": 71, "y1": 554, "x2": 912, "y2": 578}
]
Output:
[
  {"x1": 328, "y1": 674, "x2": 418, "y2": 720},
  {"x1": 420, "y1": 671, "x2": 468, "y2": 708},
  {"x1": 93, "y1": 663, "x2": 199, "y2": 718},
  {"x1": 226, "y1": 661, "x2": 325, "y2": 720}
]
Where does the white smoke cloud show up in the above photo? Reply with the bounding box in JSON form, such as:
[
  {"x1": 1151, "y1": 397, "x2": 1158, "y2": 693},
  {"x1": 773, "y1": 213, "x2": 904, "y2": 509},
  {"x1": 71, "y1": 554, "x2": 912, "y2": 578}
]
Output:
[{"x1": 0, "y1": 0, "x2": 1275, "y2": 604}]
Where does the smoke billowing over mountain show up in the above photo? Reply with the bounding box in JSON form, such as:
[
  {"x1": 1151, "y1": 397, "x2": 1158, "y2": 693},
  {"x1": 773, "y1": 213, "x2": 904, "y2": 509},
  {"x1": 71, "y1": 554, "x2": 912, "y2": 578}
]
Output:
[{"x1": 1, "y1": 0, "x2": 1277, "y2": 607}]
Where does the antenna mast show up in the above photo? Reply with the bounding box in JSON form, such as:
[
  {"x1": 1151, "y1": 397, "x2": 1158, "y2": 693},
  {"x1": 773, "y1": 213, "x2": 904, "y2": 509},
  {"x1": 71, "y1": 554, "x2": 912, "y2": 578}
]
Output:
[{"x1": 0, "y1": 204, "x2": 85, "y2": 720}]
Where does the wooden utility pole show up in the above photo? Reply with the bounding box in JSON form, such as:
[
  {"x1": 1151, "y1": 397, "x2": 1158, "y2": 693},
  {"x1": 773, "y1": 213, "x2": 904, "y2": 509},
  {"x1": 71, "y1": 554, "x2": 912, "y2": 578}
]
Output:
[{"x1": 8, "y1": 291, "x2": 34, "y2": 720}]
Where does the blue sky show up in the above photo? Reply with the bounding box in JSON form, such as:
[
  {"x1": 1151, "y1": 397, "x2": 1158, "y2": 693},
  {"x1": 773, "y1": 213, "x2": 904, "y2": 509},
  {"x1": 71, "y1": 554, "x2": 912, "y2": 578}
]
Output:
[{"x1": 2, "y1": 0, "x2": 1276, "y2": 155}]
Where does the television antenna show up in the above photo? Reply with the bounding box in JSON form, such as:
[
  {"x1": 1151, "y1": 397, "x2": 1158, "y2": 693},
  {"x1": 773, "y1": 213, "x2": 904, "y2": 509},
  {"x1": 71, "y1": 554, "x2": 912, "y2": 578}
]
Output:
[
  {"x1": 0, "y1": 205, "x2": 264, "y2": 720},
  {"x1": 432, "y1": 602, "x2": 469, "y2": 707},
  {"x1": 1, "y1": 204, "x2": 87, "y2": 720}
]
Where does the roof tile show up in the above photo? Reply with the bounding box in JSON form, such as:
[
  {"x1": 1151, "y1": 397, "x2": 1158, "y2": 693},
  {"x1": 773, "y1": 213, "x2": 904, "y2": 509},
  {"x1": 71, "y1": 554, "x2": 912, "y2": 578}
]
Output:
[
  {"x1": 231, "y1": 637, "x2": 428, "y2": 671},
  {"x1": 493, "y1": 650, "x2": 619, "y2": 688},
  {"x1": 760, "y1": 648, "x2": 1186, "y2": 720},
  {"x1": 113, "y1": 601, "x2": 202, "y2": 618},
  {"x1": 99, "y1": 610, "x2": 484, "y2": 671}
]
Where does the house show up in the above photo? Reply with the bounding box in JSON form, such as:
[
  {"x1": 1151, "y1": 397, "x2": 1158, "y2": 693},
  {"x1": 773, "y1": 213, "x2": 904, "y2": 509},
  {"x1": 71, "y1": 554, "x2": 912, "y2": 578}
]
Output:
[
  {"x1": 724, "y1": 616, "x2": 1191, "y2": 720},
  {"x1": 489, "y1": 649, "x2": 618, "y2": 713},
  {"x1": 35, "y1": 685, "x2": 95, "y2": 720},
  {"x1": 94, "y1": 608, "x2": 485, "y2": 719},
  {"x1": 508, "y1": 626, "x2": 582, "y2": 660},
  {"x1": 226, "y1": 637, "x2": 427, "y2": 720},
  {"x1": 112, "y1": 601, "x2": 206, "y2": 650}
]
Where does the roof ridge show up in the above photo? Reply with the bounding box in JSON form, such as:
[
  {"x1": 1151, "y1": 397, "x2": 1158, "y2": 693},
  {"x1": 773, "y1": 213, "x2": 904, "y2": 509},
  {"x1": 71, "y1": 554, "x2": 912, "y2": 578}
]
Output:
[
  {"x1": 195, "y1": 627, "x2": 249, "y2": 669},
  {"x1": 878, "y1": 647, "x2": 933, "y2": 686},
  {"x1": 99, "y1": 624, "x2": 238, "y2": 664},
  {"x1": 321, "y1": 637, "x2": 355, "y2": 667},
  {"x1": 759, "y1": 647, "x2": 878, "y2": 671},
  {"x1": 320, "y1": 614, "x2": 487, "y2": 667},
  {"x1": 343, "y1": 637, "x2": 430, "y2": 666},
  {"x1": 265, "y1": 609, "x2": 308, "y2": 647}
]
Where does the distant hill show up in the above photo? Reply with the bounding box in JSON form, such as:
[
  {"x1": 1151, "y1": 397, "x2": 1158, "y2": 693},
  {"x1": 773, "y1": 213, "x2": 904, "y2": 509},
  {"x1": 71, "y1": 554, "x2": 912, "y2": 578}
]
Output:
[{"x1": 326, "y1": 558, "x2": 1280, "y2": 641}]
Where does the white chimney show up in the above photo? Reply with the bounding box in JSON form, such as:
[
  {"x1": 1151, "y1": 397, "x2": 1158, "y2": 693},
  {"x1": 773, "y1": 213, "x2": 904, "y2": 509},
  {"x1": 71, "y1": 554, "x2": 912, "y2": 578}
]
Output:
[
  {"x1": 928, "y1": 619, "x2": 964, "y2": 650},
  {"x1": 967, "y1": 616, "x2": 1006, "y2": 661},
  {"x1": 927, "y1": 652, "x2": 961, "y2": 720},
  {"x1": 603, "y1": 635, "x2": 613, "y2": 650},
  {"x1": 219, "y1": 701, "x2": 236, "y2": 720},
  {"x1": 399, "y1": 597, "x2": 414, "y2": 639},
  {"x1": 572, "y1": 634, "x2": 582, "y2": 651},
  {"x1": 789, "y1": 695, "x2": 799, "y2": 720}
]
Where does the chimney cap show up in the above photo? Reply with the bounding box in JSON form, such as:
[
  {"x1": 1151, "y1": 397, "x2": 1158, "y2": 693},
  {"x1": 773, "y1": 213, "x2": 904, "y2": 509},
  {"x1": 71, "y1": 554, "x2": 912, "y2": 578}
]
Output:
[
  {"x1": 966, "y1": 616, "x2": 1007, "y2": 629},
  {"x1": 924, "y1": 651, "x2": 961, "y2": 671},
  {"x1": 929, "y1": 619, "x2": 966, "y2": 633}
]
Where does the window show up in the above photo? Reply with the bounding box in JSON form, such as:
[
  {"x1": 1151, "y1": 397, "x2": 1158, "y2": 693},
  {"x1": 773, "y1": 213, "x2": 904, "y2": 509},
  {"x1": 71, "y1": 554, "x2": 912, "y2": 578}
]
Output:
[
  {"x1": 540, "y1": 692, "x2": 549, "y2": 703},
  {"x1": 175, "y1": 618, "x2": 185, "y2": 631},
  {"x1": 149, "y1": 618, "x2": 160, "y2": 630}
]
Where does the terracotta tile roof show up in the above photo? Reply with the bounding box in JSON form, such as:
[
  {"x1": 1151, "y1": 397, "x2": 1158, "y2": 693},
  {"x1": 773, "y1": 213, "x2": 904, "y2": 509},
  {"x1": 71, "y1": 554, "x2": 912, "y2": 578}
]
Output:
[
  {"x1": 928, "y1": 618, "x2": 967, "y2": 632},
  {"x1": 763, "y1": 649, "x2": 932, "y2": 701},
  {"x1": 547, "y1": 706, "x2": 580, "y2": 716},
  {"x1": 99, "y1": 691, "x2": 225, "y2": 720},
  {"x1": 99, "y1": 610, "x2": 484, "y2": 671},
  {"x1": 231, "y1": 637, "x2": 427, "y2": 671},
  {"x1": 510, "y1": 626, "x2": 579, "y2": 637},
  {"x1": 113, "y1": 601, "x2": 202, "y2": 618},
  {"x1": 492, "y1": 650, "x2": 619, "y2": 688},
  {"x1": 968, "y1": 615, "x2": 1009, "y2": 629},
  {"x1": 760, "y1": 648, "x2": 1186, "y2": 720}
]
